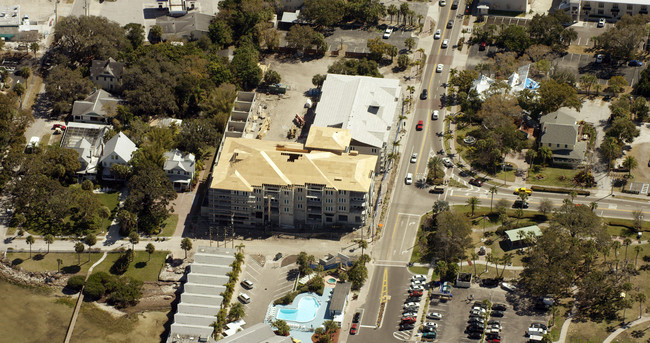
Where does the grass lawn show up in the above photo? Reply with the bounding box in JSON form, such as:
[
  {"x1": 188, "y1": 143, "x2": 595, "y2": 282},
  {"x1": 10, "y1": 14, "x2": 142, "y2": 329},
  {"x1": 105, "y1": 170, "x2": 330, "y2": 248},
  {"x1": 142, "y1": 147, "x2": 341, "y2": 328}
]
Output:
[
  {"x1": 6, "y1": 252, "x2": 105, "y2": 275},
  {"x1": 159, "y1": 214, "x2": 178, "y2": 237},
  {"x1": 91, "y1": 251, "x2": 168, "y2": 282},
  {"x1": 567, "y1": 320, "x2": 612, "y2": 343},
  {"x1": 410, "y1": 214, "x2": 429, "y2": 264},
  {"x1": 490, "y1": 170, "x2": 517, "y2": 183},
  {"x1": 464, "y1": 264, "x2": 520, "y2": 281},
  {"x1": 408, "y1": 266, "x2": 429, "y2": 275},
  {"x1": 527, "y1": 167, "x2": 578, "y2": 188},
  {"x1": 40, "y1": 133, "x2": 51, "y2": 146},
  {"x1": 615, "y1": 322, "x2": 650, "y2": 342},
  {"x1": 97, "y1": 191, "x2": 120, "y2": 214}
]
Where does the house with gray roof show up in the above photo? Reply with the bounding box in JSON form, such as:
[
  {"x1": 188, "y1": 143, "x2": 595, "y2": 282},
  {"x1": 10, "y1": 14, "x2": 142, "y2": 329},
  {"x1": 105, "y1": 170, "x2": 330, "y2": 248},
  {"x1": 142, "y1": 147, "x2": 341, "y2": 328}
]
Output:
[
  {"x1": 99, "y1": 132, "x2": 137, "y2": 180},
  {"x1": 218, "y1": 323, "x2": 292, "y2": 343},
  {"x1": 156, "y1": 12, "x2": 213, "y2": 42},
  {"x1": 89, "y1": 58, "x2": 124, "y2": 92},
  {"x1": 539, "y1": 109, "x2": 587, "y2": 168},
  {"x1": 313, "y1": 74, "x2": 401, "y2": 173},
  {"x1": 71, "y1": 89, "x2": 121, "y2": 124},
  {"x1": 329, "y1": 282, "x2": 352, "y2": 324},
  {"x1": 164, "y1": 149, "x2": 196, "y2": 191}
]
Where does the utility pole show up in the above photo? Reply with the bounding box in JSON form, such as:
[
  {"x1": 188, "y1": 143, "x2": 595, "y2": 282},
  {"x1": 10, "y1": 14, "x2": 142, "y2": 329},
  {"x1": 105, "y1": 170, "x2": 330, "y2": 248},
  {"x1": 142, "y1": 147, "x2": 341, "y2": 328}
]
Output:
[{"x1": 230, "y1": 213, "x2": 234, "y2": 249}]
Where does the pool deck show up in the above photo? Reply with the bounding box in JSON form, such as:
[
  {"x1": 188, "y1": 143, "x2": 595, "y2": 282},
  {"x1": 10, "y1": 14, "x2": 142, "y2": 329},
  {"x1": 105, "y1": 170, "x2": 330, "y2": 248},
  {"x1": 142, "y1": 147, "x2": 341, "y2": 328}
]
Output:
[{"x1": 266, "y1": 288, "x2": 334, "y2": 343}]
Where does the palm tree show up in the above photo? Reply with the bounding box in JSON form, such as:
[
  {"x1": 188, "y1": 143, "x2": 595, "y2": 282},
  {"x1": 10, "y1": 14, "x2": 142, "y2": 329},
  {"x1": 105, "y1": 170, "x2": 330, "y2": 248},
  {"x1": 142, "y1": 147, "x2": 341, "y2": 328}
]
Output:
[
  {"x1": 500, "y1": 253, "x2": 513, "y2": 278},
  {"x1": 44, "y1": 234, "x2": 54, "y2": 254},
  {"x1": 181, "y1": 237, "x2": 193, "y2": 259},
  {"x1": 323, "y1": 320, "x2": 338, "y2": 335},
  {"x1": 25, "y1": 235, "x2": 35, "y2": 258},
  {"x1": 623, "y1": 156, "x2": 638, "y2": 178},
  {"x1": 589, "y1": 201, "x2": 598, "y2": 212},
  {"x1": 387, "y1": 4, "x2": 398, "y2": 24},
  {"x1": 56, "y1": 258, "x2": 63, "y2": 273},
  {"x1": 128, "y1": 232, "x2": 139, "y2": 250},
  {"x1": 471, "y1": 252, "x2": 478, "y2": 277},
  {"x1": 98, "y1": 206, "x2": 111, "y2": 231},
  {"x1": 357, "y1": 239, "x2": 368, "y2": 256},
  {"x1": 146, "y1": 243, "x2": 156, "y2": 261},
  {"x1": 580, "y1": 73, "x2": 597, "y2": 96},
  {"x1": 466, "y1": 197, "x2": 480, "y2": 216},
  {"x1": 84, "y1": 234, "x2": 96, "y2": 262},
  {"x1": 539, "y1": 147, "x2": 552, "y2": 166},
  {"x1": 429, "y1": 156, "x2": 443, "y2": 180},
  {"x1": 612, "y1": 240, "x2": 622, "y2": 258},
  {"x1": 634, "y1": 246, "x2": 642, "y2": 268},
  {"x1": 525, "y1": 149, "x2": 537, "y2": 167},
  {"x1": 435, "y1": 260, "x2": 448, "y2": 281},
  {"x1": 623, "y1": 238, "x2": 632, "y2": 261},
  {"x1": 74, "y1": 242, "x2": 85, "y2": 264},
  {"x1": 235, "y1": 243, "x2": 246, "y2": 254},
  {"x1": 228, "y1": 302, "x2": 246, "y2": 321},
  {"x1": 489, "y1": 186, "x2": 498, "y2": 212},
  {"x1": 637, "y1": 293, "x2": 647, "y2": 319},
  {"x1": 406, "y1": 85, "x2": 415, "y2": 98},
  {"x1": 485, "y1": 253, "x2": 492, "y2": 272}
]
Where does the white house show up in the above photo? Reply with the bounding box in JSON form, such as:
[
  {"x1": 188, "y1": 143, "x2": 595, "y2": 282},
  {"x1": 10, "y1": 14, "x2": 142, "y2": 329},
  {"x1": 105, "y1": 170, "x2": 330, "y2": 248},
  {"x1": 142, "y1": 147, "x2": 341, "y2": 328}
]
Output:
[
  {"x1": 89, "y1": 58, "x2": 124, "y2": 92},
  {"x1": 99, "y1": 132, "x2": 137, "y2": 180},
  {"x1": 164, "y1": 149, "x2": 196, "y2": 191},
  {"x1": 71, "y1": 89, "x2": 121, "y2": 124},
  {"x1": 471, "y1": 64, "x2": 539, "y2": 99}
]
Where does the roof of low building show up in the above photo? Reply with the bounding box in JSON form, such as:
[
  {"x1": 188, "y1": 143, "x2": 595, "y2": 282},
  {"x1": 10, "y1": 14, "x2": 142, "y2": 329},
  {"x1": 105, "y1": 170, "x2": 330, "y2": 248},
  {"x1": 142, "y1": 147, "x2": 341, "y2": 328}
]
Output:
[
  {"x1": 90, "y1": 58, "x2": 124, "y2": 80},
  {"x1": 164, "y1": 149, "x2": 196, "y2": 172},
  {"x1": 210, "y1": 137, "x2": 377, "y2": 193},
  {"x1": 304, "y1": 127, "x2": 351, "y2": 152},
  {"x1": 313, "y1": 74, "x2": 401, "y2": 149},
  {"x1": 505, "y1": 225, "x2": 542, "y2": 242},
  {"x1": 156, "y1": 12, "x2": 213, "y2": 38},
  {"x1": 218, "y1": 323, "x2": 292, "y2": 343},
  {"x1": 540, "y1": 109, "x2": 577, "y2": 126},
  {"x1": 329, "y1": 282, "x2": 352, "y2": 313},
  {"x1": 540, "y1": 123, "x2": 579, "y2": 146},
  {"x1": 71, "y1": 89, "x2": 121, "y2": 118},
  {"x1": 551, "y1": 141, "x2": 587, "y2": 161},
  {"x1": 100, "y1": 132, "x2": 137, "y2": 163}
]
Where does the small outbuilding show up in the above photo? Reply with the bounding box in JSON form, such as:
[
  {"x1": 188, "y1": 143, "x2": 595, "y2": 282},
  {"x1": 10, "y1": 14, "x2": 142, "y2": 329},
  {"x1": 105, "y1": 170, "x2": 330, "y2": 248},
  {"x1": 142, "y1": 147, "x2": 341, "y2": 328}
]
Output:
[{"x1": 504, "y1": 225, "x2": 542, "y2": 249}]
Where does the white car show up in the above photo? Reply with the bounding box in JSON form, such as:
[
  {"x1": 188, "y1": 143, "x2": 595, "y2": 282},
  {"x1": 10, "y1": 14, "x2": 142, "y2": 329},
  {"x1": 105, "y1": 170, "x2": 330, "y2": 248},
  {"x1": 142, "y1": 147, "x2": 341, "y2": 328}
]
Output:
[
  {"x1": 405, "y1": 173, "x2": 413, "y2": 185},
  {"x1": 442, "y1": 157, "x2": 453, "y2": 167},
  {"x1": 411, "y1": 274, "x2": 426, "y2": 281},
  {"x1": 403, "y1": 311, "x2": 418, "y2": 317},
  {"x1": 423, "y1": 322, "x2": 438, "y2": 329},
  {"x1": 427, "y1": 312, "x2": 442, "y2": 320},
  {"x1": 383, "y1": 27, "x2": 393, "y2": 39},
  {"x1": 409, "y1": 284, "x2": 424, "y2": 291},
  {"x1": 441, "y1": 39, "x2": 449, "y2": 48},
  {"x1": 411, "y1": 279, "x2": 423, "y2": 286},
  {"x1": 432, "y1": 110, "x2": 439, "y2": 120},
  {"x1": 436, "y1": 64, "x2": 443, "y2": 73},
  {"x1": 404, "y1": 302, "x2": 420, "y2": 309},
  {"x1": 596, "y1": 54, "x2": 604, "y2": 63},
  {"x1": 598, "y1": 18, "x2": 606, "y2": 27},
  {"x1": 439, "y1": 0, "x2": 446, "y2": 6},
  {"x1": 471, "y1": 306, "x2": 487, "y2": 313},
  {"x1": 410, "y1": 153, "x2": 417, "y2": 163},
  {"x1": 501, "y1": 282, "x2": 516, "y2": 292},
  {"x1": 434, "y1": 29, "x2": 441, "y2": 40}
]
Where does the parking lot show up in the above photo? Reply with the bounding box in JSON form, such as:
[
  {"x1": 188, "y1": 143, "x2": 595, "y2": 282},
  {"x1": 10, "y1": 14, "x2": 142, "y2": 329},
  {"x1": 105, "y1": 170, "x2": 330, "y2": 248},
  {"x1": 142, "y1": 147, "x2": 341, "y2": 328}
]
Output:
[
  {"x1": 236, "y1": 255, "x2": 297, "y2": 324},
  {"x1": 482, "y1": 16, "x2": 530, "y2": 27},
  {"x1": 323, "y1": 26, "x2": 418, "y2": 55},
  {"x1": 395, "y1": 276, "x2": 549, "y2": 342}
]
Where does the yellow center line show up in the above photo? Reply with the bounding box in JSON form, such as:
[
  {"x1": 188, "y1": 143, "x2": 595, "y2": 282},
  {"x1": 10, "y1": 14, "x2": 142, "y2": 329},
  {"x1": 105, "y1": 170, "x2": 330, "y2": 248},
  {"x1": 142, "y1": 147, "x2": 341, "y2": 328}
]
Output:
[
  {"x1": 387, "y1": 213, "x2": 402, "y2": 260},
  {"x1": 414, "y1": 6, "x2": 454, "y2": 174}
]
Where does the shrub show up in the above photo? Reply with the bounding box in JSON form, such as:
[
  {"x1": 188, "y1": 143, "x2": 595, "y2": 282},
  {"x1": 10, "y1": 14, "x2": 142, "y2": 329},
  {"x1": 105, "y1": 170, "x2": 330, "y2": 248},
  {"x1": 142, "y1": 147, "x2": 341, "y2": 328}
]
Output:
[
  {"x1": 107, "y1": 277, "x2": 143, "y2": 308},
  {"x1": 530, "y1": 186, "x2": 590, "y2": 195},
  {"x1": 110, "y1": 252, "x2": 132, "y2": 275},
  {"x1": 66, "y1": 275, "x2": 85, "y2": 292},
  {"x1": 274, "y1": 291, "x2": 299, "y2": 305},
  {"x1": 83, "y1": 280, "x2": 106, "y2": 300}
]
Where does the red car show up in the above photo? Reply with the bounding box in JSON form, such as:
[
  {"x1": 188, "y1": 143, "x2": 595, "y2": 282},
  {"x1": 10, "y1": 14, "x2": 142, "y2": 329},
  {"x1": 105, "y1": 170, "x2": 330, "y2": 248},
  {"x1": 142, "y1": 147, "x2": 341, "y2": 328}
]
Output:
[
  {"x1": 401, "y1": 317, "x2": 416, "y2": 324},
  {"x1": 52, "y1": 123, "x2": 66, "y2": 130},
  {"x1": 479, "y1": 41, "x2": 486, "y2": 51},
  {"x1": 487, "y1": 340, "x2": 500, "y2": 343},
  {"x1": 409, "y1": 289, "x2": 423, "y2": 296},
  {"x1": 469, "y1": 178, "x2": 483, "y2": 187},
  {"x1": 350, "y1": 323, "x2": 358, "y2": 335},
  {"x1": 416, "y1": 120, "x2": 423, "y2": 131}
]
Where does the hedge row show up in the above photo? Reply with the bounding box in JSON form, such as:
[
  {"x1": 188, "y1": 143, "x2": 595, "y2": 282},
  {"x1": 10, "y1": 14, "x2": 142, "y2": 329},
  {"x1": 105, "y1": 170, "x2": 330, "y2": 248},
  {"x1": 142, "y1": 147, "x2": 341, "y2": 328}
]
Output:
[{"x1": 530, "y1": 186, "x2": 590, "y2": 196}]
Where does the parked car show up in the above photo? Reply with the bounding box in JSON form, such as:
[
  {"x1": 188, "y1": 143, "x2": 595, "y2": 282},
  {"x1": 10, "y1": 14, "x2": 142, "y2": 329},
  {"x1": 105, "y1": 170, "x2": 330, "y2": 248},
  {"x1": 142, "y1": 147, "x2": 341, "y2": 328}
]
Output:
[
  {"x1": 241, "y1": 279, "x2": 254, "y2": 289},
  {"x1": 432, "y1": 110, "x2": 439, "y2": 120},
  {"x1": 429, "y1": 186, "x2": 444, "y2": 194},
  {"x1": 411, "y1": 274, "x2": 426, "y2": 281},
  {"x1": 479, "y1": 41, "x2": 486, "y2": 51},
  {"x1": 400, "y1": 323, "x2": 415, "y2": 331},
  {"x1": 468, "y1": 331, "x2": 483, "y2": 339},
  {"x1": 491, "y1": 310, "x2": 505, "y2": 317},
  {"x1": 404, "y1": 302, "x2": 420, "y2": 309},
  {"x1": 423, "y1": 322, "x2": 438, "y2": 329},
  {"x1": 420, "y1": 89, "x2": 428, "y2": 99},
  {"x1": 405, "y1": 173, "x2": 413, "y2": 185},
  {"x1": 488, "y1": 320, "x2": 501, "y2": 326},
  {"x1": 434, "y1": 29, "x2": 442, "y2": 39},
  {"x1": 630, "y1": 60, "x2": 643, "y2": 67},
  {"x1": 409, "y1": 284, "x2": 424, "y2": 291},
  {"x1": 469, "y1": 178, "x2": 483, "y2": 187},
  {"x1": 492, "y1": 303, "x2": 507, "y2": 311},
  {"x1": 401, "y1": 316, "x2": 416, "y2": 323},
  {"x1": 402, "y1": 311, "x2": 418, "y2": 317},
  {"x1": 410, "y1": 153, "x2": 418, "y2": 163},
  {"x1": 598, "y1": 18, "x2": 606, "y2": 27},
  {"x1": 469, "y1": 317, "x2": 485, "y2": 324},
  {"x1": 409, "y1": 289, "x2": 423, "y2": 297},
  {"x1": 52, "y1": 123, "x2": 66, "y2": 130},
  {"x1": 501, "y1": 282, "x2": 516, "y2": 292},
  {"x1": 383, "y1": 27, "x2": 393, "y2": 39},
  {"x1": 467, "y1": 324, "x2": 485, "y2": 332},
  {"x1": 406, "y1": 296, "x2": 421, "y2": 303},
  {"x1": 350, "y1": 323, "x2": 358, "y2": 335},
  {"x1": 596, "y1": 54, "x2": 604, "y2": 63},
  {"x1": 416, "y1": 120, "x2": 423, "y2": 130},
  {"x1": 482, "y1": 278, "x2": 499, "y2": 287},
  {"x1": 353, "y1": 312, "x2": 361, "y2": 323},
  {"x1": 427, "y1": 312, "x2": 443, "y2": 320},
  {"x1": 442, "y1": 157, "x2": 453, "y2": 167},
  {"x1": 423, "y1": 331, "x2": 437, "y2": 338}
]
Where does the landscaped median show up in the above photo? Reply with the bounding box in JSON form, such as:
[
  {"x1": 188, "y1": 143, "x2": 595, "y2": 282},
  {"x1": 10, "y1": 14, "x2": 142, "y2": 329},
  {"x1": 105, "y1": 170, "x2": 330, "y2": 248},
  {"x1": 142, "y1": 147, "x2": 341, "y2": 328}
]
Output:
[{"x1": 530, "y1": 185, "x2": 590, "y2": 196}]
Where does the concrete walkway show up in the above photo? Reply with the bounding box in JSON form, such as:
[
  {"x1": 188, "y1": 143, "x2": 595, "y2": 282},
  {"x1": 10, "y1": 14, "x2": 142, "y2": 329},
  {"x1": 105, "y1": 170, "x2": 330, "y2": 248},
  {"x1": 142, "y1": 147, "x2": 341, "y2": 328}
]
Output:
[
  {"x1": 63, "y1": 251, "x2": 107, "y2": 343},
  {"x1": 555, "y1": 317, "x2": 572, "y2": 343},
  {"x1": 602, "y1": 315, "x2": 650, "y2": 343}
]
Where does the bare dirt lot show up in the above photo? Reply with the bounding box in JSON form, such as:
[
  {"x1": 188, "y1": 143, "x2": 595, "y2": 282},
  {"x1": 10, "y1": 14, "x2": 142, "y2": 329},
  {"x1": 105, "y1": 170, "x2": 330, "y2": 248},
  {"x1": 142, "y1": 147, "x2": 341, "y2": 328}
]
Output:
[{"x1": 628, "y1": 124, "x2": 650, "y2": 184}]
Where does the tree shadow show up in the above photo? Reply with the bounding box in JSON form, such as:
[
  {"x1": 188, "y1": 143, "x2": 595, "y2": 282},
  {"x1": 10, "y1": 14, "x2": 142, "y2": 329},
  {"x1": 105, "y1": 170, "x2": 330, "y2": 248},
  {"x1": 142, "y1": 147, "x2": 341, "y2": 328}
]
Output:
[
  {"x1": 135, "y1": 261, "x2": 147, "y2": 269},
  {"x1": 33, "y1": 254, "x2": 44, "y2": 261},
  {"x1": 61, "y1": 265, "x2": 81, "y2": 274},
  {"x1": 11, "y1": 258, "x2": 23, "y2": 266}
]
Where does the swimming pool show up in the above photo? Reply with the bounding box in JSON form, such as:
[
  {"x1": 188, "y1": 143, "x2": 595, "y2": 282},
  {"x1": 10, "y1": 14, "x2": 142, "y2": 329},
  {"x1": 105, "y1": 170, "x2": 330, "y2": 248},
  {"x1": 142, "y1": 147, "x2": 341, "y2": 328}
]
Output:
[{"x1": 276, "y1": 295, "x2": 320, "y2": 322}]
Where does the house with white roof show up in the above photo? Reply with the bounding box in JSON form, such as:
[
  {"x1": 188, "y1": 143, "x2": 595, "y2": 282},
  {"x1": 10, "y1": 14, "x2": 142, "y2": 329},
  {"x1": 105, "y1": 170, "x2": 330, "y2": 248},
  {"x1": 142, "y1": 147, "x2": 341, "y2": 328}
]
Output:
[
  {"x1": 60, "y1": 122, "x2": 111, "y2": 182},
  {"x1": 471, "y1": 64, "x2": 539, "y2": 100},
  {"x1": 71, "y1": 89, "x2": 121, "y2": 124},
  {"x1": 164, "y1": 149, "x2": 196, "y2": 191},
  {"x1": 99, "y1": 132, "x2": 138, "y2": 180},
  {"x1": 312, "y1": 74, "x2": 401, "y2": 173}
]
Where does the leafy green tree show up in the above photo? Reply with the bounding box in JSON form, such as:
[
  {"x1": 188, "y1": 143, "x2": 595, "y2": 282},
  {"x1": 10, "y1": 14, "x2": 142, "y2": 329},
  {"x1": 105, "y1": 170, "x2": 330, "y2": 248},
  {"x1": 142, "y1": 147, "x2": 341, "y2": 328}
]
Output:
[
  {"x1": 67, "y1": 275, "x2": 85, "y2": 291},
  {"x1": 207, "y1": 20, "x2": 233, "y2": 48},
  {"x1": 399, "y1": 3, "x2": 410, "y2": 25},
  {"x1": 107, "y1": 276, "x2": 143, "y2": 308},
  {"x1": 594, "y1": 14, "x2": 647, "y2": 62},
  {"x1": 300, "y1": 0, "x2": 345, "y2": 27},
  {"x1": 636, "y1": 68, "x2": 650, "y2": 97},
  {"x1": 124, "y1": 23, "x2": 145, "y2": 49},
  {"x1": 44, "y1": 234, "x2": 54, "y2": 254},
  {"x1": 145, "y1": 243, "x2": 155, "y2": 261},
  {"x1": 497, "y1": 25, "x2": 530, "y2": 54},
  {"x1": 13, "y1": 82, "x2": 25, "y2": 99},
  {"x1": 231, "y1": 41, "x2": 263, "y2": 90},
  {"x1": 84, "y1": 234, "x2": 97, "y2": 261},
  {"x1": 45, "y1": 66, "x2": 94, "y2": 115},
  {"x1": 579, "y1": 73, "x2": 598, "y2": 96},
  {"x1": 228, "y1": 302, "x2": 246, "y2": 321},
  {"x1": 347, "y1": 0, "x2": 386, "y2": 25},
  {"x1": 75, "y1": 242, "x2": 85, "y2": 264},
  {"x1": 431, "y1": 211, "x2": 473, "y2": 263},
  {"x1": 286, "y1": 25, "x2": 327, "y2": 52},
  {"x1": 489, "y1": 186, "x2": 498, "y2": 212},
  {"x1": 297, "y1": 251, "x2": 315, "y2": 275},
  {"x1": 348, "y1": 255, "x2": 369, "y2": 289},
  {"x1": 432, "y1": 200, "x2": 450, "y2": 215},
  {"x1": 539, "y1": 198, "x2": 554, "y2": 216},
  {"x1": 328, "y1": 59, "x2": 382, "y2": 77},
  {"x1": 539, "y1": 146, "x2": 552, "y2": 165},
  {"x1": 387, "y1": 4, "x2": 399, "y2": 24},
  {"x1": 149, "y1": 25, "x2": 163, "y2": 43},
  {"x1": 175, "y1": 118, "x2": 221, "y2": 159},
  {"x1": 606, "y1": 117, "x2": 640, "y2": 143},
  {"x1": 536, "y1": 79, "x2": 581, "y2": 114},
  {"x1": 263, "y1": 69, "x2": 281, "y2": 85},
  {"x1": 404, "y1": 37, "x2": 415, "y2": 51},
  {"x1": 599, "y1": 136, "x2": 622, "y2": 168},
  {"x1": 52, "y1": 16, "x2": 127, "y2": 66},
  {"x1": 623, "y1": 155, "x2": 638, "y2": 177},
  {"x1": 386, "y1": 45, "x2": 398, "y2": 62},
  {"x1": 181, "y1": 237, "x2": 192, "y2": 259},
  {"x1": 466, "y1": 197, "x2": 480, "y2": 216},
  {"x1": 124, "y1": 162, "x2": 176, "y2": 235},
  {"x1": 29, "y1": 42, "x2": 39, "y2": 57},
  {"x1": 273, "y1": 319, "x2": 291, "y2": 336},
  {"x1": 607, "y1": 76, "x2": 628, "y2": 94},
  {"x1": 128, "y1": 231, "x2": 139, "y2": 250},
  {"x1": 117, "y1": 209, "x2": 137, "y2": 236},
  {"x1": 631, "y1": 97, "x2": 649, "y2": 121},
  {"x1": 312, "y1": 74, "x2": 326, "y2": 88}
]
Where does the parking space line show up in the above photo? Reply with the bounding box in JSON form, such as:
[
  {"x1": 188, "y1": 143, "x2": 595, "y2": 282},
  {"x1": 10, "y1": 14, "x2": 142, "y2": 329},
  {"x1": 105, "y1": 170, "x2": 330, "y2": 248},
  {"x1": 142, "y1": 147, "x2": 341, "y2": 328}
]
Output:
[{"x1": 246, "y1": 273, "x2": 259, "y2": 282}]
